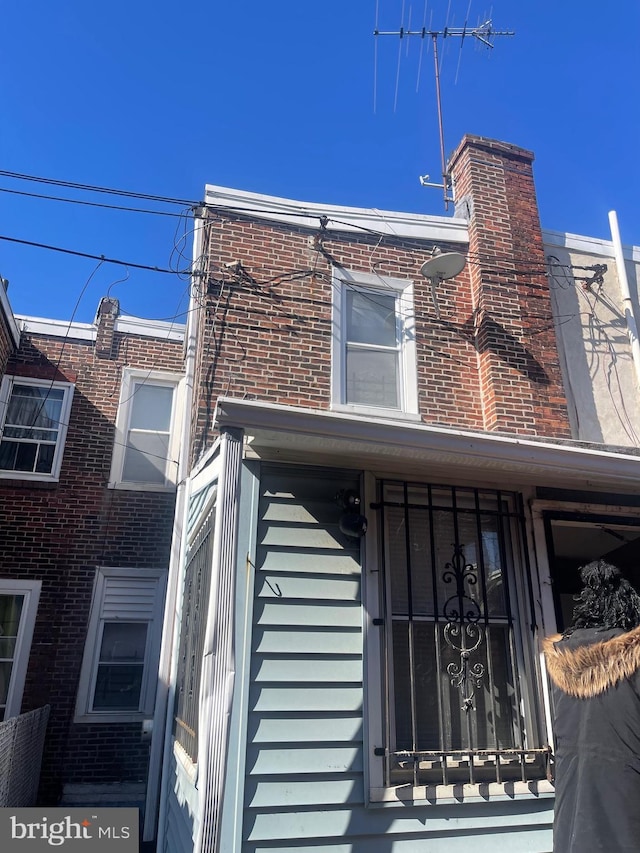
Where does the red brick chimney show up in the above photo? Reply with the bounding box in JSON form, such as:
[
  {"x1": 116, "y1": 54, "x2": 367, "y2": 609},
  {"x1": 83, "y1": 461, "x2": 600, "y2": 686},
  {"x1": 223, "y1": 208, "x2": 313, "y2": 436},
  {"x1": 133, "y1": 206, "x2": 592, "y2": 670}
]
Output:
[
  {"x1": 448, "y1": 135, "x2": 572, "y2": 438},
  {"x1": 95, "y1": 297, "x2": 119, "y2": 360}
]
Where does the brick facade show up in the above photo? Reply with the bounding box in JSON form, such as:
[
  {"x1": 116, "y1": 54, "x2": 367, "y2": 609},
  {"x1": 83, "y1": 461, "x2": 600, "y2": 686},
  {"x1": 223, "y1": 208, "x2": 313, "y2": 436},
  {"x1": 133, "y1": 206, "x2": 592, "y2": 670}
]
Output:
[
  {"x1": 0, "y1": 305, "x2": 184, "y2": 804},
  {"x1": 193, "y1": 135, "x2": 571, "y2": 465}
]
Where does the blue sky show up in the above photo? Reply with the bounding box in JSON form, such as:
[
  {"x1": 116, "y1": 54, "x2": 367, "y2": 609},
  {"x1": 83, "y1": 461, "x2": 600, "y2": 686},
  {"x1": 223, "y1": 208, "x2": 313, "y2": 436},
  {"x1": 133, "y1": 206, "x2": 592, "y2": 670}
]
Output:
[{"x1": 1, "y1": 1, "x2": 638, "y2": 324}]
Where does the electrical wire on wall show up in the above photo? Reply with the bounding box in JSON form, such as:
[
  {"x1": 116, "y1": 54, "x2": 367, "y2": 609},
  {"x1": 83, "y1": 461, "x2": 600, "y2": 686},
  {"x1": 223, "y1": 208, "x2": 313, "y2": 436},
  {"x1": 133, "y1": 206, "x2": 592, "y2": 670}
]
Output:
[{"x1": 547, "y1": 254, "x2": 640, "y2": 446}]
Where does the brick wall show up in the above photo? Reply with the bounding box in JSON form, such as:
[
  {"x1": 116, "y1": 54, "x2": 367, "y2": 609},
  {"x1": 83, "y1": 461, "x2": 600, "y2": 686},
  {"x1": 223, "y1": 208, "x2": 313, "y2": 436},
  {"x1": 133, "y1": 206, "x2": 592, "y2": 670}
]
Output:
[
  {"x1": 193, "y1": 215, "x2": 481, "y2": 462},
  {"x1": 193, "y1": 136, "x2": 571, "y2": 462},
  {"x1": 0, "y1": 317, "x2": 183, "y2": 803}
]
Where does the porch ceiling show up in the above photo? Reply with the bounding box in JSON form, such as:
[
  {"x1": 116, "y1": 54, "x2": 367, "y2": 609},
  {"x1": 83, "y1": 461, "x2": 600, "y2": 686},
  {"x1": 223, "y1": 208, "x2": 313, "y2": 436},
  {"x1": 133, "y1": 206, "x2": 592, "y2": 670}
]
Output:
[{"x1": 214, "y1": 398, "x2": 640, "y2": 491}]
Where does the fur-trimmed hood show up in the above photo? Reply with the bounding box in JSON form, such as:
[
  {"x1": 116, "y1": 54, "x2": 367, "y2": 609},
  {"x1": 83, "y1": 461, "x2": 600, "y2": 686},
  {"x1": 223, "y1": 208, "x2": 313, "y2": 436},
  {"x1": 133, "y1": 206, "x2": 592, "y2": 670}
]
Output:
[{"x1": 543, "y1": 625, "x2": 640, "y2": 698}]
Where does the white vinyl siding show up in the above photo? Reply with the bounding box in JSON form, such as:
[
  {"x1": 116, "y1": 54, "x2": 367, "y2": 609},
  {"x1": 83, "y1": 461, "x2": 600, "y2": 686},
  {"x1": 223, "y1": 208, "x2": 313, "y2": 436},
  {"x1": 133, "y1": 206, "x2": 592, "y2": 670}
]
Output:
[
  {"x1": 75, "y1": 568, "x2": 167, "y2": 723},
  {"x1": 0, "y1": 376, "x2": 74, "y2": 481}
]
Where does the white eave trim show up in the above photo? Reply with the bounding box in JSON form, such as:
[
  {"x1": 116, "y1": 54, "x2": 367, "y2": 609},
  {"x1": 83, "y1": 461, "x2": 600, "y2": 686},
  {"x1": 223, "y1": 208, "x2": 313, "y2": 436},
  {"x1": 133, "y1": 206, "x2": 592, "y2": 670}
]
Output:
[
  {"x1": 204, "y1": 184, "x2": 469, "y2": 245},
  {"x1": 214, "y1": 397, "x2": 640, "y2": 488},
  {"x1": 543, "y1": 228, "x2": 640, "y2": 262},
  {"x1": 16, "y1": 316, "x2": 96, "y2": 341},
  {"x1": 0, "y1": 286, "x2": 20, "y2": 348},
  {"x1": 15, "y1": 314, "x2": 185, "y2": 343},
  {"x1": 115, "y1": 315, "x2": 185, "y2": 342}
]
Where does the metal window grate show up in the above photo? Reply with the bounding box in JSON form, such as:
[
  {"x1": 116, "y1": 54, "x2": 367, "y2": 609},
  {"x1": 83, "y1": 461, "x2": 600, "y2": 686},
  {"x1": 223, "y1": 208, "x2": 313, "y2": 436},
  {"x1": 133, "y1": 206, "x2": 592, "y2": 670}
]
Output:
[
  {"x1": 377, "y1": 481, "x2": 547, "y2": 787},
  {"x1": 391, "y1": 746, "x2": 553, "y2": 786}
]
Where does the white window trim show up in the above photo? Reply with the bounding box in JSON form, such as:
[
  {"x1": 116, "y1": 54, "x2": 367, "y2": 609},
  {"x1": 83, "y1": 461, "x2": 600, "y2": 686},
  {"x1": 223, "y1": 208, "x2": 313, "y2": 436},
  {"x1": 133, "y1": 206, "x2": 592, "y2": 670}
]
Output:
[
  {"x1": 109, "y1": 368, "x2": 184, "y2": 491},
  {"x1": 0, "y1": 579, "x2": 41, "y2": 720},
  {"x1": 0, "y1": 376, "x2": 74, "y2": 482},
  {"x1": 530, "y1": 498, "x2": 640, "y2": 751},
  {"x1": 363, "y1": 473, "x2": 550, "y2": 806},
  {"x1": 331, "y1": 268, "x2": 419, "y2": 419},
  {"x1": 75, "y1": 567, "x2": 167, "y2": 723}
]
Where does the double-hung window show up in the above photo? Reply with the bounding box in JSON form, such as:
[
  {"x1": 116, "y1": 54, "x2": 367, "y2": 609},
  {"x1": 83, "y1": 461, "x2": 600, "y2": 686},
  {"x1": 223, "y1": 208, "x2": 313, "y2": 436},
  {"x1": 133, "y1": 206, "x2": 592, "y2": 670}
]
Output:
[
  {"x1": 109, "y1": 369, "x2": 183, "y2": 490},
  {"x1": 75, "y1": 567, "x2": 167, "y2": 722},
  {"x1": 0, "y1": 376, "x2": 74, "y2": 480},
  {"x1": 369, "y1": 480, "x2": 549, "y2": 797},
  {"x1": 332, "y1": 269, "x2": 418, "y2": 417},
  {"x1": 0, "y1": 580, "x2": 41, "y2": 721}
]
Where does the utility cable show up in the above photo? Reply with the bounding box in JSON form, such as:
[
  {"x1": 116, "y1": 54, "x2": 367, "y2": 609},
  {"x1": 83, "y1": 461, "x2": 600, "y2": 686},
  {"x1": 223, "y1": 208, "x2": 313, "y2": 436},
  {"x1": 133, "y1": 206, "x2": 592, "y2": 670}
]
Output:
[
  {"x1": 0, "y1": 185, "x2": 189, "y2": 218},
  {"x1": 0, "y1": 168, "x2": 195, "y2": 206},
  {"x1": 0, "y1": 233, "x2": 192, "y2": 275}
]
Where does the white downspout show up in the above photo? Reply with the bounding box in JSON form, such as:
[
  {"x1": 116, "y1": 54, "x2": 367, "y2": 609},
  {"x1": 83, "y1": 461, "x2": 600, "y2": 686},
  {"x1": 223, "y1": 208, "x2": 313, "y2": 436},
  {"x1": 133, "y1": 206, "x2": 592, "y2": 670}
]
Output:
[
  {"x1": 608, "y1": 210, "x2": 640, "y2": 392},
  {"x1": 144, "y1": 208, "x2": 205, "y2": 845}
]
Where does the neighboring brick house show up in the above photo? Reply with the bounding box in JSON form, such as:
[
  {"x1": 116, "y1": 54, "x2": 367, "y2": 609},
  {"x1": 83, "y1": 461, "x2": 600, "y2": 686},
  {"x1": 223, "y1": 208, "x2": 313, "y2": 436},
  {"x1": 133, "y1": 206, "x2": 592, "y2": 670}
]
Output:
[
  {"x1": 156, "y1": 135, "x2": 640, "y2": 853},
  {"x1": 0, "y1": 296, "x2": 185, "y2": 812},
  {"x1": 0, "y1": 279, "x2": 20, "y2": 373}
]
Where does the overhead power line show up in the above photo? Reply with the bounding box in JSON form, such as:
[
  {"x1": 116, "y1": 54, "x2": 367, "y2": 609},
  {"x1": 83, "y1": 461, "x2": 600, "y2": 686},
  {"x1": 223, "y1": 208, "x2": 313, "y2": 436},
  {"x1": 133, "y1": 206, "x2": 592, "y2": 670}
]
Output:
[
  {"x1": 0, "y1": 168, "x2": 197, "y2": 207},
  {"x1": 0, "y1": 233, "x2": 192, "y2": 275},
  {"x1": 0, "y1": 185, "x2": 189, "y2": 218}
]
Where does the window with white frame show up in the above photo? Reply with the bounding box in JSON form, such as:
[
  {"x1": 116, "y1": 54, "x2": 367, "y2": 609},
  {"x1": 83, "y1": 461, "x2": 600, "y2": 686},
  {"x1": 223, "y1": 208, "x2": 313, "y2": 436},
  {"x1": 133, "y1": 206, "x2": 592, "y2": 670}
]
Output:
[
  {"x1": 331, "y1": 269, "x2": 418, "y2": 416},
  {"x1": 0, "y1": 377, "x2": 74, "y2": 480},
  {"x1": 173, "y1": 494, "x2": 216, "y2": 763},
  {"x1": 0, "y1": 580, "x2": 41, "y2": 721},
  {"x1": 109, "y1": 369, "x2": 183, "y2": 490},
  {"x1": 75, "y1": 568, "x2": 166, "y2": 722},
  {"x1": 369, "y1": 480, "x2": 550, "y2": 795}
]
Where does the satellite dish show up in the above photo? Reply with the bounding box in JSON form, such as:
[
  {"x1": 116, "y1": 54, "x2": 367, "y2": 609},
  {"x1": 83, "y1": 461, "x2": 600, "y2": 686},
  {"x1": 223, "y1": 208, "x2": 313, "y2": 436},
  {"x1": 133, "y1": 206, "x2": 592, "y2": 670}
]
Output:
[
  {"x1": 419, "y1": 248, "x2": 467, "y2": 319},
  {"x1": 420, "y1": 251, "x2": 466, "y2": 282}
]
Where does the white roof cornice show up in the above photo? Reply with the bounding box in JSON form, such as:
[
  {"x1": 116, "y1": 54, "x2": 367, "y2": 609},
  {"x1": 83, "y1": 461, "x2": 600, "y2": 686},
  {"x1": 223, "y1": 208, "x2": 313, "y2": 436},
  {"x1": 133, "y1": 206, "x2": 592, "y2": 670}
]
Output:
[
  {"x1": 204, "y1": 184, "x2": 469, "y2": 245},
  {"x1": 114, "y1": 315, "x2": 185, "y2": 342},
  {"x1": 543, "y1": 228, "x2": 640, "y2": 262},
  {"x1": 16, "y1": 316, "x2": 96, "y2": 341},
  {"x1": 15, "y1": 314, "x2": 185, "y2": 343}
]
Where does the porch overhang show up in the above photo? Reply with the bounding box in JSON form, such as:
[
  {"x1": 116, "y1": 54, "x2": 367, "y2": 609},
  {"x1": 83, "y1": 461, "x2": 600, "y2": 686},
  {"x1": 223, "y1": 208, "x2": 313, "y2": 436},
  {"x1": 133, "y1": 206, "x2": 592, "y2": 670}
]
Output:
[{"x1": 214, "y1": 397, "x2": 640, "y2": 491}]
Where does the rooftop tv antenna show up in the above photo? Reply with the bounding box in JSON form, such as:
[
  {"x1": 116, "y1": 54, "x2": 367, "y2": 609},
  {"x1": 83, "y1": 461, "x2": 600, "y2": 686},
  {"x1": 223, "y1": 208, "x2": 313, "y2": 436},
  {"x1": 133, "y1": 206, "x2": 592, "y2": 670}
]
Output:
[{"x1": 374, "y1": 10, "x2": 514, "y2": 210}]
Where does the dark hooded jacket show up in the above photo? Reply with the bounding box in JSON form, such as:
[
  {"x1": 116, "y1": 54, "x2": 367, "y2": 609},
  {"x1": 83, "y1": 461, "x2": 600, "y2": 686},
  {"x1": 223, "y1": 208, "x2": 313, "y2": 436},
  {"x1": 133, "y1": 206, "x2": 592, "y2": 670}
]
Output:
[{"x1": 543, "y1": 625, "x2": 640, "y2": 852}]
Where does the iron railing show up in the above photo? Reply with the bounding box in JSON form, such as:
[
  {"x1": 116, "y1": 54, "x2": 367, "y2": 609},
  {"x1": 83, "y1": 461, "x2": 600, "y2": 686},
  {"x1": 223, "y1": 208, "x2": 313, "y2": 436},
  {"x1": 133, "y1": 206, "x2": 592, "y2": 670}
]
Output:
[{"x1": 391, "y1": 746, "x2": 554, "y2": 786}]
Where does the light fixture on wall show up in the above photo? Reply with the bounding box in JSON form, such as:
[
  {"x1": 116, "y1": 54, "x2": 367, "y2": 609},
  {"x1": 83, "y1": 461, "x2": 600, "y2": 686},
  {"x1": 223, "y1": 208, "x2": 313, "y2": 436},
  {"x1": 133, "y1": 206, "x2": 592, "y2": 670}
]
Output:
[
  {"x1": 335, "y1": 489, "x2": 368, "y2": 539},
  {"x1": 420, "y1": 246, "x2": 466, "y2": 319}
]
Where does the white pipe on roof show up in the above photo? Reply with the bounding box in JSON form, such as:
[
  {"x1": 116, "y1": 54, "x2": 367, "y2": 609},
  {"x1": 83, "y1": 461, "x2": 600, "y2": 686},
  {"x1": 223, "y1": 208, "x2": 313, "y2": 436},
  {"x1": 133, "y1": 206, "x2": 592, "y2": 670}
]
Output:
[{"x1": 609, "y1": 211, "x2": 640, "y2": 395}]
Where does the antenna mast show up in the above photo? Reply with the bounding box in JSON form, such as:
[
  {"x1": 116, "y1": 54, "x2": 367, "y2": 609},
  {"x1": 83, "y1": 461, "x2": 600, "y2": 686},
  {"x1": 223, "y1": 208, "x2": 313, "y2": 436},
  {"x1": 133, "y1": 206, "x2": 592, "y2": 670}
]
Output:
[{"x1": 374, "y1": 20, "x2": 514, "y2": 210}]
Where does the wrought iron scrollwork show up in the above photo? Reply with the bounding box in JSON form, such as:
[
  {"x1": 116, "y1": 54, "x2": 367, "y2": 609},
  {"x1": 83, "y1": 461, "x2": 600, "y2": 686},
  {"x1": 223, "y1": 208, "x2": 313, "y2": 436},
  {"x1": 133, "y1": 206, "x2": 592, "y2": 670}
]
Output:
[{"x1": 442, "y1": 544, "x2": 485, "y2": 714}]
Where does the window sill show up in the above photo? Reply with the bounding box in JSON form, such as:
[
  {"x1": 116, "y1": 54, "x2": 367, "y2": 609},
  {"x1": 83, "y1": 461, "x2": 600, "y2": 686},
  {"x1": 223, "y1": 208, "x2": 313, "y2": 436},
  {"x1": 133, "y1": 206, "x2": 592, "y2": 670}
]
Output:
[
  {"x1": 107, "y1": 481, "x2": 177, "y2": 493},
  {"x1": 74, "y1": 711, "x2": 149, "y2": 725},
  {"x1": 369, "y1": 780, "x2": 555, "y2": 807},
  {"x1": 0, "y1": 470, "x2": 60, "y2": 483},
  {"x1": 330, "y1": 403, "x2": 421, "y2": 423}
]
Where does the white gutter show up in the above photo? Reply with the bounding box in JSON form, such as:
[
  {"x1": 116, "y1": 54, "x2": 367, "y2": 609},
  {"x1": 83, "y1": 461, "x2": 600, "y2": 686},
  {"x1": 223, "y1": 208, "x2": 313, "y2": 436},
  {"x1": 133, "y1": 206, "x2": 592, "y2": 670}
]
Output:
[
  {"x1": 609, "y1": 210, "x2": 640, "y2": 395},
  {"x1": 146, "y1": 209, "x2": 204, "y2": 845},
  {"x1": 215, "y1": 397, "x2": 640, "y2": 487}
]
